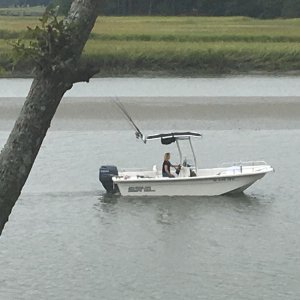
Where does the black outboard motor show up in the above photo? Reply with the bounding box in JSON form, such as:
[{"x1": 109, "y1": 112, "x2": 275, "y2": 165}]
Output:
[{"x1": 99, "y1": 165, "x2": 119, "y2": 193}]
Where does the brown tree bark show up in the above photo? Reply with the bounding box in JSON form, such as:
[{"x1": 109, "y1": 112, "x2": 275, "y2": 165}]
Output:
[{"x1": 0, "y1": 0, "x2": 99, "y2": 235}]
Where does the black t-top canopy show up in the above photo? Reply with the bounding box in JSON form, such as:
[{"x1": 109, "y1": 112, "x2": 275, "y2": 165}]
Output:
[{"x1": 146, "y1": 132, "x2": 202, "y2": 145}]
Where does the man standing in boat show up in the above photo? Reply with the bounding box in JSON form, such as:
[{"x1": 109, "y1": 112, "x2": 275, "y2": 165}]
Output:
[{"x1": 162, "y1": 153, "x2": 180, "y2": 177}]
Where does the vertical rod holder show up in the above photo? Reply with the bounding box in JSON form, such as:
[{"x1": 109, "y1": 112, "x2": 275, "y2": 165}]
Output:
[
  {"x1": 189, "y1": 137, "x2": 198, "y2": 175},
  {"x1": 176, "y1": 139, "x2": 183, "y2": 164}
]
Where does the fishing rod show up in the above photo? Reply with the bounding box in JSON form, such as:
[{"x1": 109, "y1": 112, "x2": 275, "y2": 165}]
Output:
[{"x1": 113, "y1": 98, "x2": 146, "y2": 143}]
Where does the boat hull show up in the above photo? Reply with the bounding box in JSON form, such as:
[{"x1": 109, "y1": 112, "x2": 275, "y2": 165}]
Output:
[{"x1": 113, "y1": 172, "x2": 267, "y2": 197}]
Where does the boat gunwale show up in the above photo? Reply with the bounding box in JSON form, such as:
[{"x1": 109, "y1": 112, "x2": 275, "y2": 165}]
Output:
[{"x1": 113, "y1": 167, "x2": 273, "y2": 184}]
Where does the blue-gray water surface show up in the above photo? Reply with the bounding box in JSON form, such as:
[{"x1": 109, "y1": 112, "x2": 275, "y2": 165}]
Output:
[{"x1": 0, "y1": 77, "x2": 299, "y2": 300}]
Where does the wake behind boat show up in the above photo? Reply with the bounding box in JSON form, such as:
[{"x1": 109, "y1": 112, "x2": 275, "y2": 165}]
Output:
[{"x1": 99, "y1": 131, "x2": 274, "y2": 197}]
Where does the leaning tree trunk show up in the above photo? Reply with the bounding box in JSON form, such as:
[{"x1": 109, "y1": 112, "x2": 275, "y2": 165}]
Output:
[{"x1": 0, "y1": 0, "x2": 99, "y2": 235}]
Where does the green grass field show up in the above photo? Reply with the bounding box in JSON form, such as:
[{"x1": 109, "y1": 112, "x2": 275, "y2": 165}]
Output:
[{"x1": 1, "y1": 15, "x2": 300, "y2": 76}]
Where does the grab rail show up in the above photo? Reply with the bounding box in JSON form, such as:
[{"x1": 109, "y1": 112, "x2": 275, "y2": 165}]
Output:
[{"x1": 221, "y1": 161, "x2": 268, "y2": 167}]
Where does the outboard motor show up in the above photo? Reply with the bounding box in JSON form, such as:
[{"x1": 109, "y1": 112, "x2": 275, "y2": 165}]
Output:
[{"x1": 99, "y1": 165, "x2": 119, "y2": 193}]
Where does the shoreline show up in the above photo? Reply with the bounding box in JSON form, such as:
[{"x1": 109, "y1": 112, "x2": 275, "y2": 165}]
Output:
[
  {"x1": 2, "y1": 70, "x2": 300, "y2": 79},
  {"x1": 2, "y1": 69, "x2": 300, "y2": 79}
]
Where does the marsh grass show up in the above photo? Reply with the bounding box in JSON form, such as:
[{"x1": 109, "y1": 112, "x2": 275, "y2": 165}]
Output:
[
  {"x1": 83, "y1": 40, "x2": 300, "y2": 75},
  {"x1": 1, "y1": 16, "x2": 300, "y2": 76}
]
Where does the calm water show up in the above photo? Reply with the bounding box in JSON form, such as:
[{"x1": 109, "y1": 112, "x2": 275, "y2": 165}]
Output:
[{"x1": 0, "y1": 77, "x2": 300, "y2": 299}]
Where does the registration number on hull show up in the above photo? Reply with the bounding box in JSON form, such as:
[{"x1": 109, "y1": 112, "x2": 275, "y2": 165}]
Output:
[{"x1": 128, "y1": 186, "x2": 156, "y2": 193}]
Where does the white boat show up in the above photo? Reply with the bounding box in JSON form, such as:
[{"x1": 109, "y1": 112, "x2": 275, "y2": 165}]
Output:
[{"x1": 99, "y1": 132, "x2": 274, "y2": 197}]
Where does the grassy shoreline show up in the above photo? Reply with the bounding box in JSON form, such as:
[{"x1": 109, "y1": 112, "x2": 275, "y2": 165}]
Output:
[{"x1": 1, "y1": 16, "x2": 300, "y2": 77}]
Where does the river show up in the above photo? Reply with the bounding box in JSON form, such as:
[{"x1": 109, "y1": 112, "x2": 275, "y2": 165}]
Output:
[{"x1": 0, "y1": 77, "x2": 299, "y2": 300}]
